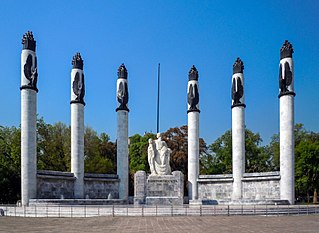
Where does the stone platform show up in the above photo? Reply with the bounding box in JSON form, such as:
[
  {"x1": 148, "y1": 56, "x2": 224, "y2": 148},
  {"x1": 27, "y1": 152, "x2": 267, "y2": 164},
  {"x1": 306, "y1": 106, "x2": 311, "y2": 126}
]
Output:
[
  {"x1": 189, "y1": 199, "x2": 290, "y2": 205},
  {"x1": 29, "y1": 198, "x2": 127, "y2": 206},
  {"x1": 134, "y1": 170, "x2": 184, "y2": 205}
]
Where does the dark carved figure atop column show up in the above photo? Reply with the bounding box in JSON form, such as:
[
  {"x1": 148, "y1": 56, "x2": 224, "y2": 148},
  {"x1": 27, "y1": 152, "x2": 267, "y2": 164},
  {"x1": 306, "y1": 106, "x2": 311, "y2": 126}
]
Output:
[
  {"x1": 72, "y1": 72, "x2": 85, "y2": 104},
  {"x1": 21, "y1": 31, "x2": 38, "y2": 92},
  {"x1": 72, "y1": 52, "x2": 84, "y2": 70},
  {"x1": 233, "y1": 57, "x2": 244, "y2": 74},
  {"x1": 188, "y1": 65, "x2": 198, "y2": 81},
  {"x1": 116, "y1": 64, "x2": 129, "y2": 111},
  {"x1": 231, "y1": 57, "x2": 245, "y2": 108},
  {"x1": 23, "y1": 54, "x2": 38, "y2": 91},
  {"x1": 71, "y1": 52, "x2": 85, "y2": 105},
  {"x1": 279, "y1": 62, "x2": 292, "y2": 94},
  {"x1": 279, "y1": 40, "x2": 295, "y2": 97},
  {"x1": 280, "y1": 40, "x2": 294, "y2": 60},
  {"x1": 117, "y1": 63, "x2": 128, "y2": 79},
  {"x1": 187, "y1": 65, "x2": 200, "y2": 113},
  {"x1": 232, "y1": 77, "x2": 243, "y2": 105},
  {"x1": 22, "y1": 31, "x2": 36, "y2": 52}
]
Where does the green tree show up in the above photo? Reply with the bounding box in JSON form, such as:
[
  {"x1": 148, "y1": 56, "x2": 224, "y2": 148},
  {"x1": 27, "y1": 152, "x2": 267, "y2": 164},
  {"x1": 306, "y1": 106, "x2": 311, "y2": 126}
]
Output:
[
  {"x1": 293, "y1": 124, "x2": 319, "y2": 201},
  {"x1": 84, "y1": 127, "x2": 116, "y2": 174},
  {"x1": 162, "y1": 125, "x2": 207, "y2": 176},
  {"x1": 128, "y1": 133, "x2": 156, "y2": 195},
  {"x1": 37, "y1": 119, "x2": 71, "y2": 171},
  {"x1": 0, "y1": 126, "x2": 21, "y2": 203},
  {"x1": 203, "y1": 128, "x2": 275, "y2": 174}
]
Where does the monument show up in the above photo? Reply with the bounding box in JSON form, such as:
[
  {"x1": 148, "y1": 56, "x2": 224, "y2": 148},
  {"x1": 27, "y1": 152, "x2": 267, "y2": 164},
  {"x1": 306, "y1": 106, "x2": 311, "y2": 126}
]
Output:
[
  {"x1": 187, "y1": 65, "x2": 200, "y2": 203},
  {"x1": 134, "y1": 134, "x2": 184, "y2": 205},
  {"x1": 116, "y1": 63, "x2": 129, "y2": 200},
  {"x1": 148, "y1": 133, "x2": 172, "y2": 175},
  {"x1": 21, "y1": 31, "x2": 38, "y2": 206},
  {"x1": 231, "y1": 57, "x2": 245, "y2": 200},
  {"x1": 279, "y1": 40, "x2": 295, "y2": 204},
  {"x1": 70, "y1": 52, "x2": 85, "y2": 199},
  {"x1": 18, "y1": 32, "x2": 297, "y2": 206}
]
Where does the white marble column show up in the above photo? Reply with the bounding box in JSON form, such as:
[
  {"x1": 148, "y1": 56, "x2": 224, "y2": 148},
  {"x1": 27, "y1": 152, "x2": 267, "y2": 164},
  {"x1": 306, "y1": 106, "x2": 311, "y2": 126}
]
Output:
[
  {"x1": 21, "y1": 31, "x2": 38, "y2": 206},
  {"x1": 116, "y1": 64, "x2": 129, "y2": 200},
  {"x1": 231, "y1": 58, "x2": 245, "y2": 201},
  {"x1": 187, "y1": 66, "x2": 200, "y2": 201},
  {"x1": 70, "y1": 53, "x2": 85, "y2": 199},
  {"x1": 279, "y1": 40, "x2": 295, "y2": 204}
]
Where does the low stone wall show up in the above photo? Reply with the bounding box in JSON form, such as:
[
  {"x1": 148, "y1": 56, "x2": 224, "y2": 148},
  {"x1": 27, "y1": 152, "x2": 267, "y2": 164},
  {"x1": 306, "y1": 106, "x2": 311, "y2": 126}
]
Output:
[
  {"x1": 198, "y1": 174, "x2": 233, "y2": 202},
  {"x1": 37, "y1": 170, "x2": 75, "y2": 199},
  {"x1": 242, "y1": 171, "x2": 280, "y2": 200},
  {"x1": 84, "y1": 173, "x2": 119, "y2": 199},
  {"x1": 197, "y1": 171, "x2": 281, "y2": 203},
  {"x1": 37, "y1": 170, "x2": 119, "y2": 199}
]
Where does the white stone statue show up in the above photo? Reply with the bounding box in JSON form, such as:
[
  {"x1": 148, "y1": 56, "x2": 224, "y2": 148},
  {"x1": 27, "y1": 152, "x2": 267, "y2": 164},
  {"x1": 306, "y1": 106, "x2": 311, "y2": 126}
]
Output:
[{"x1": 148, "y1": 133, "x2": 172, "y2": 175}]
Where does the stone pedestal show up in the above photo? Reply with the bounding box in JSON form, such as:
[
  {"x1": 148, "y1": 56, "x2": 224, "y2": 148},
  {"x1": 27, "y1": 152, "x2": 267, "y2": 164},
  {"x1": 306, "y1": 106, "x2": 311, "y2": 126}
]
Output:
[
  {"x1": 134, "y1": 171, "x2": 184, "y2": 205},
  {"x1": 117, "y1": 110, "x2": 129, "y2": 200},
  {"x1": 21, "y1": 89, "x2": 37, "y2": 206},
  {"x1": 280, "y1": 94, "x2": 294, "y2": 204},
  {"x1": 188, "y1": 111, "x2": 199, "y2": 200},
  {"x1": 71, "y1": 99, "x2": 84, "y2": 198},
  {"x1": 134, "y1": 171, "x2": 147, "y2": 205},
  {"x1": 232, "y1": 106, "x2": 245, "y2": 200}
]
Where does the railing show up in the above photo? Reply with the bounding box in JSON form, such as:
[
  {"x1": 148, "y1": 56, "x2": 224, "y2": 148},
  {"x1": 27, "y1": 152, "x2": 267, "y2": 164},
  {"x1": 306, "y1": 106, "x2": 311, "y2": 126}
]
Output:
[{"x1": 0, "y1": 204, "x2": 318, "y2": 217}]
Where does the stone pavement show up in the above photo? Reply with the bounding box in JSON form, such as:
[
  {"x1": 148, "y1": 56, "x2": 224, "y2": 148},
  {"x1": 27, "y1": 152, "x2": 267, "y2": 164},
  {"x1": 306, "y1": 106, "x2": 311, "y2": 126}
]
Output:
[{"x1": 1, "y1": 216, "x2": 319, "y2": 233}]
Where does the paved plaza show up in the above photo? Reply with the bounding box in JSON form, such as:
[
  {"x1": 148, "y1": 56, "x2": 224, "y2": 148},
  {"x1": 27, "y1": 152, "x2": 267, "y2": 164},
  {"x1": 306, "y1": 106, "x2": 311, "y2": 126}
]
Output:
[{"x1": 1, "y1": 216, "x2": 319, "y2": 233}]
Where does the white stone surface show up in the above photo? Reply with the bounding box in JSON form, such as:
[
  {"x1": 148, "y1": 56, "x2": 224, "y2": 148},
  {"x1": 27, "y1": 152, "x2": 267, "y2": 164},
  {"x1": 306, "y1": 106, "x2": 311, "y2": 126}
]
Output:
[
  {"x1": 21, "y1": 50, "x2": 36, "y2": 87},
  {"x1": 117, "y1": 110, "x2": 129, "y2": 200},
  {"x1": 280, "y1": 94, "x2": 295, "y2": 204},
  {"x1": 279, "y1": 57, "x2": 294, "y2": 93},
  {"x1": 188, "y1": 111, "x2": 199, "y2": 200},
  {"x1": 71, "y1": 96, "x2": 84, "y2": 198},
  {"x1": 231, "y1": 73, "x2": 244, "y2": 105},
  {"x1": 21, "y1": 89, "x2": 37, "y2": 206},
  {"x1": 148, "y1": 133, "x2": 172, "y2": 175},
  {"x1": 232, "y1": 106, "x2": 245, "y2": 200}
]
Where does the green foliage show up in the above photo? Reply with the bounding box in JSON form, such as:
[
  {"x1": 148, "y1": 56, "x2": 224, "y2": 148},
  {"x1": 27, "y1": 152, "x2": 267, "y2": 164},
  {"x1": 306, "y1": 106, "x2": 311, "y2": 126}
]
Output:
[
  {"x1": 129, "y1": 133, "x2": 155, "y2": 173},
  {"x1": 1, "y1": 118, "x2": 319, "y2": 203},
  {"x1": 0, "y1": 118, "x2": 116, "y2": 203},
  {"x1": 37, "y1": 118, "x2": 71, "y2": 171},
  {"x1": 203, "y1": 130, "x2": 232, "y2": 174},
  {"x1": 0, "y1": 126, "x2": 21, "y2": 202},
  {"x1": 128, "y1": 133, "x2": 156, "y2": 195},
  {"x1": 84, "y1": 127, "x2": 116, "y2": 174},
  {"x1": 294, "y1": 124, "x2": 319, "y2": 199},
  {"x1": 203, "y1": 128, "x2": 276, "y2": 174}
]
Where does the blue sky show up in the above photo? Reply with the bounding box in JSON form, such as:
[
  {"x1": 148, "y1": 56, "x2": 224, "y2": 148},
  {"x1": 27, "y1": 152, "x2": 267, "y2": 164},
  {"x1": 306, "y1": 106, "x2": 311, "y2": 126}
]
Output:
[{"x1": 0, "y1": 0, "x2": 318, "y2": 145}]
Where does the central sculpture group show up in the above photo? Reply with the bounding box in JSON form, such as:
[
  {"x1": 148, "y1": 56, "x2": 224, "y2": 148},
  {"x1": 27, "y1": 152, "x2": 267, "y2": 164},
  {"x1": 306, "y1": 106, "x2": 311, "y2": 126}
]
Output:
[{"x1": 148, "y1": 133, "x2": 172, "y2": 176}]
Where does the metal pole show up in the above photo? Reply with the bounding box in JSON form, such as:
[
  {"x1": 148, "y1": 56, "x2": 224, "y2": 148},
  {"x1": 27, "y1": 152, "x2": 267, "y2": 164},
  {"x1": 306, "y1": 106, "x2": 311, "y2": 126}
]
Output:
[{"x1": 156, "y1": 63, "x2": 160, "y2": 133}]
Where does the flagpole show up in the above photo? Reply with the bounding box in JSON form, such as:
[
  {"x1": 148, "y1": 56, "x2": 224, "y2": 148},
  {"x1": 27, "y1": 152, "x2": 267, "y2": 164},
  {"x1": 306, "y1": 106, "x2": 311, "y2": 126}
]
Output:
[{"x1": 156, "y1": 63, "x2": 160, "y2": 133}]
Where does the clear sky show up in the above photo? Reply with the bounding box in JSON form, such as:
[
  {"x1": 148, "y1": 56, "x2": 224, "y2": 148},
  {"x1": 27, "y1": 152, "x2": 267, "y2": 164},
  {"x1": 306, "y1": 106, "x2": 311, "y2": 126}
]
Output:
[{"x1": 0, "y1": 0, "x2": 318, "y2": 145}]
